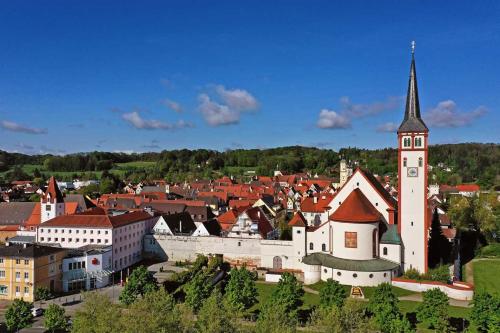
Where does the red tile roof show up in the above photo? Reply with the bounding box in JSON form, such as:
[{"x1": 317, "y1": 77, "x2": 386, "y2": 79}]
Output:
[
  {"x1": 300, "y1": 194, "x2": 334, "y2": 213},
  {"x1": 330, "y1": 189, "x2": 381, "y2": 223},
  {"x1": 25, "y1": 202, "x2": 79, "y2": 227},
  {"x1": 456, "y1": 184, "x2": 480, "y2": 192},
  {"x1": 289, "y1": 212, "x2": 307, "y2": 227},
  {"x1": 37, "y1": 211, "x2": 151, "y2": 229},
  {"x1": 42, "y1": 177, "x2": 64, "y2": 203}
]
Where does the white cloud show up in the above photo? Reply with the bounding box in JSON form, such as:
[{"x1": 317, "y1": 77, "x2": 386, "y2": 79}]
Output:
[
  {"x1": 1, "y1": 120, "x2": 47, "y2": 134},
  {"x1": 423, "y1": 100, "x2": 487, "y2": 127},
  {"x1": 215, "y1": 85, "x2": 259, "y2": 111},
  {"x1": 161, "y1": 99, "x2": 183, "y2": 113},
  {"x1": 376, "y1": 122, "x2": 399, "y2": 133},
  {"x1": 198, "y1": 94, "x2": 240, "y2": 126},
  {"x1": 317, "y1": 109, "x2": 351, "y2": 129},
  {"x1": 122, "y1": 111, "x2": 192, "y2": 130}
]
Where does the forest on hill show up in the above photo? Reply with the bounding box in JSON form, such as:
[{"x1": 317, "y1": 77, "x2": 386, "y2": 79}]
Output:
[{"x1": 0, "y1": 143, "x2": 498, "y2": 189}]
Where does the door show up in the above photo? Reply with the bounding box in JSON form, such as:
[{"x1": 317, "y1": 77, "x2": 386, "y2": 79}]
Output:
[{"x1": 272, "y1": 256, "x2": 282, "y2": 270}]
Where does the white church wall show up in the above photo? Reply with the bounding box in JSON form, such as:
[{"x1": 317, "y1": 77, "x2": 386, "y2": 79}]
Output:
[
  {"x1": 379, "y1": 243, "x2": 401, "y2": 264},
  {"x1": 306, "y1": 223, "x2": 331, "y2": 253},
  {"x1": 392, "y1": 278, "x2": 473, "y2": 300},
  {"x1": 331, "y1": 221, "x2": 378, "y2": 260},
  {"x1": 319, "y1": 266, "x2": 393, "y2": 286}
]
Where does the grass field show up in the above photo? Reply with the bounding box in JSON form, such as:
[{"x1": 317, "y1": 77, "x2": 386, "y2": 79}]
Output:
[
  {"x1": 1, "y1": 161, "x2": 157, "y2": 180},
  {"x1": 473, "y1": 259, "x2": 500, "y2": 295},
  {"x1": 307, "y1": 280, "x2": 416, "y2": 298},
  {"x1": 253, "y1": 283, "x2": 319, "y2": 311}
]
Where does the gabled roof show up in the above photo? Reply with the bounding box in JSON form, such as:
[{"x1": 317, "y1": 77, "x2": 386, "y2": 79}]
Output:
[
  {"x1": 330, "y1": 188, "x2": 381, "y2": 223},
  {"x1": 288, "y1": 212, "x2": 306, "y2": 227},
  {"x1": 202, "y1": 219, "x2": 222, "y2": 236},
  {"x1": 357, "y1": 168, "x2": 397, "y2": 210},
  {"x1": 161, "y1": 212, "x2": 197, "y2": 235},
  {"x1": 0, "y1": 202, "x2": 37, "y2": 225},
  {"x1": 38, "y1": 210, "x2": 151, "y2": 229},
  {"x1": 240, "y1": 206, "x2": 273, "y2": 238},
  {"x1": 300, "y1": 194, "x2": 334, "y2": 213},
  {"x1": 42, "y1": 176, "x2": 64, "y2": 203},
  {"x1": 456, "y1": 184, "x2": 480, "y2": 192}
]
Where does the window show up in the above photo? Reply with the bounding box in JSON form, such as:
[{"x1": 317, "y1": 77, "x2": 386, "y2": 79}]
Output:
[
  {"x1": 345, "y1": 232, "x2": 357, "y2": 248},
  {"x1": 15, "y1": 259, "x2": 21, "y2": 265},
  {"x1": 0, "y1": 285, "x2": 7, "y2": 294},
  {"x1": 24, "y1": 272, "x2": 29, "y2": 280},
  {"x1": 337, "y1": 271, "x2": 341, "y2": 276},
  {"x1": 309, "y1": 243, "x2": 314, "y2": 250},
  {"x1": 403, "y1": 137, "x2": 411, "y2": 147},
  {"x1": 15, "y1": 286, "x2": 20, "y2": 293},
  {"x1": 24, "y1": 260, "x2": 29, "y2": 265},
  {"x1": 0, "y1": 258, "x2": 3, "y2": 264},
  {"x1": 323, "y1": 269, "x2": 327, "y2": 273},
  {"x1": 0, "y1": 270, "x2": 5, "y2": 278},
  {"x1": 419, "y1": 157, "x2": 423, "y2": 167},
  {"x1": 296, "y1": 230, "x2": 301, "y2": 234},
  {"x1": 322, "y1": 243, "x2": 326, "y2": 252},
  {"x1": 46, "y1": 205, "x2": 51, "y2": 211},
  {"x1": 403, "y1": 158, "x2": 407, "y2": 167},
  {"x1": 15, "y1": 272, "x2": 20, "y2": 280},
  {"x1": 383, "y1": 247, "x2": 388, "y2": 256},
  {"x1": 415, "y1": 137, "x2": 422, "y2": 147},
  {"x1": 353, "y1": 273, "x2": 358, "y2": 278},
  {"x1": 369, "y1": 274, "x2": 374, "y2": 278},
  {"x1": 49, "y1": 255, "x2": 55, "y2": 262},
  {"x1": 24, "y1": 287, "x2": 29, "y2": 294}
]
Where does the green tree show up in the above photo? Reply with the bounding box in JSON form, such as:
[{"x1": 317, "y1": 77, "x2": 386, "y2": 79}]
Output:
[
  {"x1": 122, "y1": 288, "x2": 182, "y2": 333},
  {"x1": 471, "y1": 291, "x2": 500, "y2": 332},
  {"x1": 309, "y1": 299, "x2": 372, "y2": 333},
  {"x1": 34, "y1": 286, "x2": 52, "y2": 301},
  {"x1": 224, "y1": 266, "x2": 258, "y2": 312},
  {"x1": 44, "y1": 304, "x2": 69, "y2": 333},
  {"x1": 119, "y1": 266, "x2": 158, "y2": 305},
  {"x1": 196, "y1": 290, "x2": 238, "y2": 333},
  {"x1": 184, "y1": 270, "x2": 212, "y2": 312},
  {"x1": 368, "y1": 283, "x2": 401, "y2": 332},
  {"x1": 448, "y1": 196, "x2": 473, "y2": 231},
  {"x1": 473, "y1": 192, "x2": 500, "y2": 242},
  {"x1": 256, "y1": 302, "x2": 296, "y2": 333},
  {"x1": 416, "y1": 288, "x2": 449, "y2": 331},
  {"x1": 428, "y1": 209, "x2": 452, "y2": 268},
  {"x1": 268, "y1": 272, "x2": 304, "y2": 319},
  {"x1": 319, "y1": 279, "x2": 347, "y2": 309},
  {"x1": 5, "y1": 299, "x2": 33, "y2": 332},
  {"x1": 72, "y1": 292, "x2": 124, "y2": 333}
]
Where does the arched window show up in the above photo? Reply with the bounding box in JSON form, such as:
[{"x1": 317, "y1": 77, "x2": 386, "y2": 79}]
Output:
[
  {"x1": 403, "y1": 158, "x2": 407, "y2": 167},
  {"x1": 322, "y1": 243, "x2": 326, "y2": 252},
  {"x1": 418, "y1": 157, "x2": 423, "y2": 167},
  {"x1": 383, "y1": 247, "x2": 388, "y2": 255},
  {"x1": 309, "y1": 242, "x2": 314, "y2": 250}
]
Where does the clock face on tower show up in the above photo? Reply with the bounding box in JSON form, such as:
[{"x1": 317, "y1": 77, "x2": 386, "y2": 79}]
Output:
[{"x1": 407, "y1": 167, "x2": 418, "y2": 177}]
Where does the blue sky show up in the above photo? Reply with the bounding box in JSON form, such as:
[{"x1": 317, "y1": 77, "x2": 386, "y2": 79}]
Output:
[{"x1": 0, "y1": 1, "x2": 499, "y2": 154}]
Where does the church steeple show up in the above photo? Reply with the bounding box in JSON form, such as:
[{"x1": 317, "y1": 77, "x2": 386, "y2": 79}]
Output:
[{"x1": 398, "y1": 42, "x2": 428, "y2": 133}]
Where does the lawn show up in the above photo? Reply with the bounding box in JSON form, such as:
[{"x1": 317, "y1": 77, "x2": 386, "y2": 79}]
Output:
[
  {"x1": 473, "y1": 259, "x2": 500, "y2": 295},
  {"x1": 307, "y1": 280, "x2": 416, "y2": 298},
  {"x1": 253, "y1": 282, "x2": 319, "y2": 311}
]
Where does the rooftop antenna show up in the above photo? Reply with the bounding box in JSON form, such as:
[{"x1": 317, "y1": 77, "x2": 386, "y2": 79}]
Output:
[{"x1": 411, "y1": 40, "x2": 416, "y2": 55}]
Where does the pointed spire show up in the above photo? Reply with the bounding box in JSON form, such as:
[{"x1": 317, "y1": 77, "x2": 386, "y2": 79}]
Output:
[
  {"x1": 42, "y1": 176, "x2": 64, "y2": 203},
  {"x1": 398, "y1": 41, "x2": 428, "y2": 133}
]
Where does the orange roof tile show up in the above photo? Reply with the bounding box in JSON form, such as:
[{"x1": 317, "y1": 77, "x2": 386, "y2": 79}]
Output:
[
  {"x1": 289, "y1": 212, "x2": 306, "y2": 227},
  {"x1": 330, "y1": 189, "x2": 381, "y2": 223}
]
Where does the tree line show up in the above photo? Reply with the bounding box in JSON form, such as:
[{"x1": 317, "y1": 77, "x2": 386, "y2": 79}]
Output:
[{"x1": 1, "y1": 143, "x2": 498, "y2": 188}]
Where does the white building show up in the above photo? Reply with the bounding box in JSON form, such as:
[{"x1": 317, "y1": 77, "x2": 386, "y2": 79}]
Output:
[
  {"x1": 36, "y1": 209, "x2": 156, "y2": 272},
  {"x1": 62, "y1": 246, "x2": 113, "y2": 292}
]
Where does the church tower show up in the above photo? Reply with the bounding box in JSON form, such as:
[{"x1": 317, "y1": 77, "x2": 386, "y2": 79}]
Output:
[
  {"x1": 41, "y1": 176, "x2": 65, "y2": 223},
  {"x1": 398, "y1": 42, "x2": 429, "y2": 273}
]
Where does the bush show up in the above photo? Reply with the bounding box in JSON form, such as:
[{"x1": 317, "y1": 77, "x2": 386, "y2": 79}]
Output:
[
  {"x1": 319, "y1": 279, "x2": 347, "y2": 309},
  {"x1": 44, "y1": 304, "x2": 70, "y2": 333},
  {"x1": 471, "y1": 291, "x2": 500, "y2": 332},
  {"x1": 402, "y1": 268, "x2": 421, "y2": 280},
  {"x1": 417, "y1": 288, "x2": 449, "y2": 331}
]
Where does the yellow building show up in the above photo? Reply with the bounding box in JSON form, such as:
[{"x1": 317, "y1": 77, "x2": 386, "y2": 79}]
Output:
[{"x1": 0, "y1": 243, "x2": 66, "y2": 301}]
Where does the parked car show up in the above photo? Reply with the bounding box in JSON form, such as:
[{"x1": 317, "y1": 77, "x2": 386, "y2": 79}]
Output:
[{"x1": 32, "y1": 307, "x2": 43, "y2": 317}]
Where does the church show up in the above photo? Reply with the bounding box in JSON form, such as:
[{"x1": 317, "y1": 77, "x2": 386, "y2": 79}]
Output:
[
  {"x1": 297, "y1": 47, "x2": 429, "y2": 285},
  {"x1": 146, "y1": 47, "x2": 430, "y2": 287}
]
